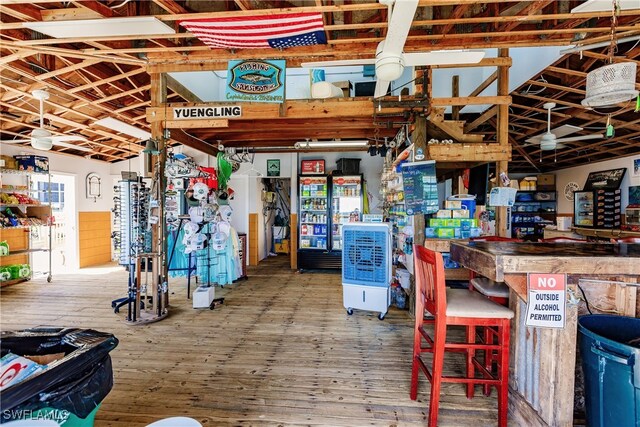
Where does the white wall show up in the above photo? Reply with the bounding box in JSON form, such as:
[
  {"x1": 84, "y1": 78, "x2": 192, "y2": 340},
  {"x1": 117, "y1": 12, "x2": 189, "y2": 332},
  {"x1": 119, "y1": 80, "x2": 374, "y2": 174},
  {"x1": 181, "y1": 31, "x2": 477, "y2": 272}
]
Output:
[
  {"x1": 236, "y1": 152, "x2": 295, "y2": 178},
  {"x1": 554, "y1": 154, "x2": 639, "y2": 214}
]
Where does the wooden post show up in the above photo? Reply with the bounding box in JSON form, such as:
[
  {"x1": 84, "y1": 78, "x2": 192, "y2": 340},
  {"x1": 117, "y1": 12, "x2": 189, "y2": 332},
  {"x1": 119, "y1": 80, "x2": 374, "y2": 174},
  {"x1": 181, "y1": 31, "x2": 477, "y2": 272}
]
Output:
[
  {"x1": 412, "y1": 115, "x2": 427, "y2": 247},
  {"x1": 495, "y1": 48, "x2": 511, "y2": 238},
  {"x1": 149, "y1": 72, "x2": 169, "y2": 316},
  {"x1": 452, "y1": 75, "x2": 460, "y2": 121}
]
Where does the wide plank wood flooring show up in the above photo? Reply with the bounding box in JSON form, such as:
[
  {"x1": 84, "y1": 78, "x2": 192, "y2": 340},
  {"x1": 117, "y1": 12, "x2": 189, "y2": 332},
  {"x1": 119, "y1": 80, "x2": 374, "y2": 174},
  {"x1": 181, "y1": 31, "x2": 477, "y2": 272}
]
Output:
[{"x1": 1, "y1": 257, "x2": 503, "y2": 426}]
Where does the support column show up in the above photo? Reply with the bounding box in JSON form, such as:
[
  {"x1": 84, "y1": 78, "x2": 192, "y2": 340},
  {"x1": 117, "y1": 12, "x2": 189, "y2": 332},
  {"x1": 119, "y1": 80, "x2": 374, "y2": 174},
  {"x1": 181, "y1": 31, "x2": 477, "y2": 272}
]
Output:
[
  {"x1": 149, "y1": 72, "x2": 169, "y2": 318},
  {"x1": 412, "y1": 115, "x2": 427, "y2": 247},
  {"x1": 495, "y1": 48, "x2": 511, "y2": 237}
]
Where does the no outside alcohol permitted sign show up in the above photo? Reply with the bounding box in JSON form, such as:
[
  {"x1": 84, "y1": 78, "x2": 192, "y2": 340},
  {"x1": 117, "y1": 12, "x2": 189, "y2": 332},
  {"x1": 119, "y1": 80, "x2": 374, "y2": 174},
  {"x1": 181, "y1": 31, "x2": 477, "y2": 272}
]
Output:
[{"x1": 525, "y1": 273, "x2": 567, "y2": 328}]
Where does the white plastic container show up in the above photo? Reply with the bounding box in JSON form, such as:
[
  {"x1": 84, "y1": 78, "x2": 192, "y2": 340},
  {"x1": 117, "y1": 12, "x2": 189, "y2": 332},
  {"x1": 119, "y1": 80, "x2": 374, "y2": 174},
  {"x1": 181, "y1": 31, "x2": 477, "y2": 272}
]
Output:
[
  {"x1": 557, "y1": 217, "x2": 572, "y2": 231},
  {"x1": 193, "y1": 285, "x2": 215, "y2": 309}
]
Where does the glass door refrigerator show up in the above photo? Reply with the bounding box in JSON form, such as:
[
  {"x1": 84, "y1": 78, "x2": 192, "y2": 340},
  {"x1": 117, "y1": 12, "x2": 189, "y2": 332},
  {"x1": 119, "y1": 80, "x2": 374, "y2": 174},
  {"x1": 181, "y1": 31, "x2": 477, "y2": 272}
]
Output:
[
  {"x1": 331, "y1": 175, "x2": 363, "y2": 251},
  {"x1": 298, "y1": 176, "x2": 331, "y2": 270},
  {"x1": 574, "y1": 189, "x2": 622, "y2": 229},
  {"x1": 574, "y1": 191, "x2": 595, "y2": 227}
]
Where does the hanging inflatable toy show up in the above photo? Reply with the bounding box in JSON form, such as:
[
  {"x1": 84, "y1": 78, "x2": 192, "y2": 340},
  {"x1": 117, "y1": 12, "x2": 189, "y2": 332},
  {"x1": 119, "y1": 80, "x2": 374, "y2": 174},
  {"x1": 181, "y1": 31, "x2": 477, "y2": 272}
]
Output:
[{"x1": 217, "y1": 152, "x2": 233, "y2": 190}]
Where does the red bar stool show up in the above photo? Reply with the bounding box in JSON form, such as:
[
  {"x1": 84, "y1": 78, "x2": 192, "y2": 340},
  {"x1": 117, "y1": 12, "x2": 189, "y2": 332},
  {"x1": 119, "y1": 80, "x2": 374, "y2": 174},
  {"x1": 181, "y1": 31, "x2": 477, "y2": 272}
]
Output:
[
  {"x1": 411, "y1": 245, "x2": 514, "y2": 427},
  {"x1": 467, "y1": 237, "x2": 520, "y2": 393}
]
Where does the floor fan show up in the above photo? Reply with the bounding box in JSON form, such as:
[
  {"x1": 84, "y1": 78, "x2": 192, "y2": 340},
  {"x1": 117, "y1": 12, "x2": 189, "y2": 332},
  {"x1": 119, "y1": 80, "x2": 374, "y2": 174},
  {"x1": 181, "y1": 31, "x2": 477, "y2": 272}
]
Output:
[
  {"x1": 342, "y1": 222, "x2": 392, "y2": 320},
  {"x1": 301, "y1": 0, "x2": 485, "y2": 98}
]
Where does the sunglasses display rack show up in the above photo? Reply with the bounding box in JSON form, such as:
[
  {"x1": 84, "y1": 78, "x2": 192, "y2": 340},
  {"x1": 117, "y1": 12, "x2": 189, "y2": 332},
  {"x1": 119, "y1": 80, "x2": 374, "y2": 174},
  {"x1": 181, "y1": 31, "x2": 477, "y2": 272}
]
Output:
[
  {"x1": 111, "y1": 178, "x2": 157, "y2": 322},
  {"x1": 112, "y1": 179, "x2": 152, "y2": 266}
]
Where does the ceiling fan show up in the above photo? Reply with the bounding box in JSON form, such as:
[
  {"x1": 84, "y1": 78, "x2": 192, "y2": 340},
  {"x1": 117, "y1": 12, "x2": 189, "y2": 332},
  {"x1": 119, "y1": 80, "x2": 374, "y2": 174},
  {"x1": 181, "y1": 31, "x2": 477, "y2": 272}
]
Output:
[
  {"x1": 300, "y1": 0, "x2": 485, "y2": 98},
  {"x1": 0, "y1": 89, "x2": 92, "y2": 152},
  {"x1": 525, "y1": 102, "x2": 603, "y2": 151}
]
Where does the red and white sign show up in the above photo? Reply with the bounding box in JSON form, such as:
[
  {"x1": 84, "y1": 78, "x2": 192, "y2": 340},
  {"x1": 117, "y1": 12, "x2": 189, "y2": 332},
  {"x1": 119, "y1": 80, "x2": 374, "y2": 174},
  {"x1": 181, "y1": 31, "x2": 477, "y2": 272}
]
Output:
[
  {"x1": 301, "y1": 160, "x2": 325, "y2": 175},
  {"x1": 526, "y1": 273, "x2": 567, "y2": 328}
]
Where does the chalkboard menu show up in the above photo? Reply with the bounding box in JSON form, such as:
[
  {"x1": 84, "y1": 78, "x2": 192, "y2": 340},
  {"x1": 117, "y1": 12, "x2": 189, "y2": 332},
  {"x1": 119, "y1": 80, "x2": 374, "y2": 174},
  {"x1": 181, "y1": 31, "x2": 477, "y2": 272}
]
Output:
[{"x1": 400, "y1": 160, "x2": 439, "y2": 215}]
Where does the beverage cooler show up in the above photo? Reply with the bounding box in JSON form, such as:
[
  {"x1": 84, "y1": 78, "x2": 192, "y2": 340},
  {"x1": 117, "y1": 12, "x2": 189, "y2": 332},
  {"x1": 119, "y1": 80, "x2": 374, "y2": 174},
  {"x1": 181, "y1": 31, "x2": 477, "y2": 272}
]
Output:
[
  {"x1": 297, "y1": 174, "x2": 364, "y2": 270},
  {"x1": 574, "y1": 191, "x2": 595, "y2": 227},
  {"x1": 331, "y1": 175, "x2": 363, "y2": 251},
  {"x1": 298, "y1": 176, "x2": 334, "y2": 270},
  {"x1": 574, "y1": 189, "x2": 622, "y2": 228}
]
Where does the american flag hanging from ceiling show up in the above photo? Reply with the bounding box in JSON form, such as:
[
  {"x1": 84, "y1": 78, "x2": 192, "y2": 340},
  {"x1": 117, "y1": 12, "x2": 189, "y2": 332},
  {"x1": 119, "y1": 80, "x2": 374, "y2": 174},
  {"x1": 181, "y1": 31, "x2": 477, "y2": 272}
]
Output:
[{"x1": 179, "y1": 13, "x2": 327, "y2": 50}]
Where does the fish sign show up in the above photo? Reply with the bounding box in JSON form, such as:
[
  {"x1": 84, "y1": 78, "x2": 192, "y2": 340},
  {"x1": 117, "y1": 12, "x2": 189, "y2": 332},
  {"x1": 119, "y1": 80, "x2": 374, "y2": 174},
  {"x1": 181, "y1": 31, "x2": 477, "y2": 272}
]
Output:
[
  {"x1": 525, "y1": 273, "x2": 567, "y2": 328},
  {"x1": 226, "y1": 60, "x2": 286, "y2": 103}
]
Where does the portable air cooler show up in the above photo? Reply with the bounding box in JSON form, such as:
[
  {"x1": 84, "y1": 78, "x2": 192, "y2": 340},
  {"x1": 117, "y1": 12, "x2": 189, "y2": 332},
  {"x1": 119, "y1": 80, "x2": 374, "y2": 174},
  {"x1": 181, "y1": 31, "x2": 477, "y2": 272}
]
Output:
[{"x1": 341, "y1": 223, "x2": 392, "y2": 320}]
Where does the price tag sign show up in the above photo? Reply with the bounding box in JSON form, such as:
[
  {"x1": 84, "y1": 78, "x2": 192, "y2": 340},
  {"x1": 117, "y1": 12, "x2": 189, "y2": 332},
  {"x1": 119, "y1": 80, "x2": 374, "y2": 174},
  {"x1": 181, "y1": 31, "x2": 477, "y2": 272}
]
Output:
[{"x1": 525, "y1": 273, "x2": 566, "y2": 328}]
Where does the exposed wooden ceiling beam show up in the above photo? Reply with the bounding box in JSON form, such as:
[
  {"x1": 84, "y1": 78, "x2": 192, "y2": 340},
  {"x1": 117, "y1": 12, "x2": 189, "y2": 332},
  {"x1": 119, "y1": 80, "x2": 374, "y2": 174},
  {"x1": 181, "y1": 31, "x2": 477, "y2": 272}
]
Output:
[
  {"x1": 70, "y1": 0, "x2": 116, "y2": 18},
  {"x1": 9, "y1": 9, "x2": 640, "y2": 47},
  {"x1": 464, "y1": 106, "x2": 498, "y2": 133},
  {"x1": 152, "y1": 0, "x2": 190, "y2": 15},
  {"x1": 40, "y1": 8, "x2": 103, "y2": 21},
  {"x1": 0, "y1": 3, "x2": 41, "y2": 21},
  {"x1": 500, "y1": 1, "x2": 555, "y2": 32}
]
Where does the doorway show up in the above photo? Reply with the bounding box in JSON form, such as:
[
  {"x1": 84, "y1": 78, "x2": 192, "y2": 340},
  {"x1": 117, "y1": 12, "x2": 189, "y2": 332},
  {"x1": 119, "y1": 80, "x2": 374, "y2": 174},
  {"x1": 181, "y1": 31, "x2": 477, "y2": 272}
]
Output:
[
  {"x1": 260, "y1": 178, "x2": 291, "y2": 263},
  {"x1": 30, "y1": 173, "x2": 78, "y2": 275}
]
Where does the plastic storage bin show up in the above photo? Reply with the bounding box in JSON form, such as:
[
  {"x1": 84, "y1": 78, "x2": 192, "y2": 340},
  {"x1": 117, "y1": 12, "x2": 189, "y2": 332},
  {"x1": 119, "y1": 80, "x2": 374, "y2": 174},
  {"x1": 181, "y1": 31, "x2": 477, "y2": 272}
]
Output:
[
  {"x1": 0, "y1": 328, "x2": 119, "y2": 427},
  {"x1": 578, "y1": 315, "x2": 640, "y2": 427}
]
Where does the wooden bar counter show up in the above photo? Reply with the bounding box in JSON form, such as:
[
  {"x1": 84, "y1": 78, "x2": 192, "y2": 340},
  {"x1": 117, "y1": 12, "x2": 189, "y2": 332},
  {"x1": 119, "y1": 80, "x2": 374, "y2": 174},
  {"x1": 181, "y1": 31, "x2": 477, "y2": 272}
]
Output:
[{"x1": 450, "y1": 241, "x2": 640, "y2": 427}]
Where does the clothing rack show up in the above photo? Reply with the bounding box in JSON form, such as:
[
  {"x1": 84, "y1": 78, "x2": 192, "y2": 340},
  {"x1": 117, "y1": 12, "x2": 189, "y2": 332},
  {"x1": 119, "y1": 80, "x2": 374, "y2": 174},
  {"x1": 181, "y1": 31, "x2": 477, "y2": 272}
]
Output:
[{"x1": 167, "y1": 215, "x2": 197, "y2": 298}]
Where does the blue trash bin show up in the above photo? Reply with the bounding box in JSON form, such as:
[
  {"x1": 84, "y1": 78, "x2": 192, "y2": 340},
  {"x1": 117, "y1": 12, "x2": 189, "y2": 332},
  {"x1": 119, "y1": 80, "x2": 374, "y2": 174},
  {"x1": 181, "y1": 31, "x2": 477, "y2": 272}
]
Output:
[{"x1": 578, "y1": 315, "x2": 640, "y2": 427}]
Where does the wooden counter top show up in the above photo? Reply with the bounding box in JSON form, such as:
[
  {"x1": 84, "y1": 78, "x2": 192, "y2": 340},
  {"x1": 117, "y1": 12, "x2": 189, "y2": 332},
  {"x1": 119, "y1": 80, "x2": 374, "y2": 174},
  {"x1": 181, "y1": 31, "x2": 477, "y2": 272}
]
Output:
[
  {"x1": 448, "y1": 240, "x2": 639, "y2": 427},
  {"x1": 450, "y1": 242, "x2": 639, "y2": 282}
]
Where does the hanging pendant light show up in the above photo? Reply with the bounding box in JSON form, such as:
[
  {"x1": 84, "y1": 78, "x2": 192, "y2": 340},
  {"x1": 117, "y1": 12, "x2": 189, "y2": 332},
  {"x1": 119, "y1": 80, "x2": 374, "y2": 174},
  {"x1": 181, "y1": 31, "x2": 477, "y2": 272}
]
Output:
[{"x1": 582, "y1": 1, "x2": 639, "y2": 108}]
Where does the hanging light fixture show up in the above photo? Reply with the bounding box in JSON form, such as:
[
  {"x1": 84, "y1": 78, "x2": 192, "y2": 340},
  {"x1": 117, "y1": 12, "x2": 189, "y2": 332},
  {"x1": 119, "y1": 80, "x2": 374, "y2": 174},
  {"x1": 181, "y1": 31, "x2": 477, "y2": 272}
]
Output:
[
  {"x1": 294, "y1": 140, "x2": 369, "y2": 149},
  {"x1": 581, "y1": 0, "x2": 639, "y2": 108}
]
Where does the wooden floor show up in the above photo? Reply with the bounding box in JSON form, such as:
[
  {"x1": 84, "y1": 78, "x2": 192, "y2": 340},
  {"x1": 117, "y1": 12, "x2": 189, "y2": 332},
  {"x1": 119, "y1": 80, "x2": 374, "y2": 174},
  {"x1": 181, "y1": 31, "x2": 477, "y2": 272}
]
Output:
[{"x1": 1, "y1": 257, "x2": 504, "y2": 426}]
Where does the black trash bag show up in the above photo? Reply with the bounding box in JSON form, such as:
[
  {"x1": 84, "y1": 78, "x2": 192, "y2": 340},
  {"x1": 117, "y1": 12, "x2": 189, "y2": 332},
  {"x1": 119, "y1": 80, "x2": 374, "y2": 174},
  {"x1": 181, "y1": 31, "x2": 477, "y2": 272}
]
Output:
[{"x1": 0, "y1": 327, "x2": 118, "y2": 422}]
